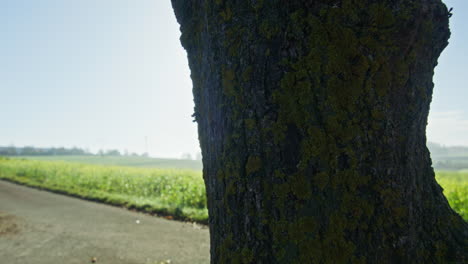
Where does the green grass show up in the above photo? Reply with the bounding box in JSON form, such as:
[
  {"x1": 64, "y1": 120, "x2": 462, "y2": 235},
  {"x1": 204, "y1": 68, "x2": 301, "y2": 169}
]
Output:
[
  {"x1": 17, "y1": 155, "x2": 203, "y2": 171},
  {"x1": 0, "y1": 157, "x2": 466, "y2": 223},
  {"x1": 0, "y1": 157, "x2": 208, "y2": 223},
  {"x1": 436, "y1": 170, "x2": 468, "y2": 221}
]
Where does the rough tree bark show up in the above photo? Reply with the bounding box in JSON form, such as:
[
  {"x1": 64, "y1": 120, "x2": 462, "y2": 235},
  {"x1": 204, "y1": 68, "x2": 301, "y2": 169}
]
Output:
[{"x1": 171, "y1": 0, "x2": 467, "y2": 263}]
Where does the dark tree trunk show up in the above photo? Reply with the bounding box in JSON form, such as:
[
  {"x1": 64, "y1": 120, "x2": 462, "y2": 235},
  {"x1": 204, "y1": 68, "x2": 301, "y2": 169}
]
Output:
[{"x1": 171, "y1": 0, "x2": 467, "y2": 263}]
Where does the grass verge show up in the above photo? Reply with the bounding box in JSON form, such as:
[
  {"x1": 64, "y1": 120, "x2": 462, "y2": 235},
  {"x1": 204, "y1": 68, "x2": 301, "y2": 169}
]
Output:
[{"x1": 0, "y1": 157, "x2": 208, "y2": 224}]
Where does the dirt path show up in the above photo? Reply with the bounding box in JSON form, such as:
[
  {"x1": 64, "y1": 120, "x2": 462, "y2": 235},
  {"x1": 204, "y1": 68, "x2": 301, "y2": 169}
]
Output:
[{"x1": 0, "y1": 180, "x2": 210, "y2": 264}]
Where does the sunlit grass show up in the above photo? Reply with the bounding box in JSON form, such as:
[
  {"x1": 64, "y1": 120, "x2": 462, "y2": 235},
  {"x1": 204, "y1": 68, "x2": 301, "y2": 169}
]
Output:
[
  {"x1": 0, "y1": 157, "x2": 207, "y2": 223},
  {"x1": 436, "y1": 170, "x2": 468, "y2": 221}
]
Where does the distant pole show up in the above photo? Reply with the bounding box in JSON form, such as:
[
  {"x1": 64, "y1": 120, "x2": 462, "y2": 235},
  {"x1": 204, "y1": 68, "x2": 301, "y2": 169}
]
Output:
[{"x1": 145, "y1": 136, "x2": 148, "y2": 156}]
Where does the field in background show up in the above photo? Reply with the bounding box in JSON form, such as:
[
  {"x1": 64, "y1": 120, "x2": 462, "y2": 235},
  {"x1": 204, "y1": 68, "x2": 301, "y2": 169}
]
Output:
[
  {"x1": 18, "y1": 155, "x2": 203, "y2": 171},
  {"x1": 18, "y1": 152, "x2": 468, "y2": 171},
  {"x1": 0, "y1": 157, "x2": 207, "y2": 223},
  {"x1": 0, "y1": 157, "x2": 466, "y2": 222}
]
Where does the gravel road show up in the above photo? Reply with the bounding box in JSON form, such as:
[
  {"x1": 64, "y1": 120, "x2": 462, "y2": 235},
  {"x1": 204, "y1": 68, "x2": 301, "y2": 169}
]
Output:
[{"x1": 0, "y1": 180, "x2": 210, "y2": 264}]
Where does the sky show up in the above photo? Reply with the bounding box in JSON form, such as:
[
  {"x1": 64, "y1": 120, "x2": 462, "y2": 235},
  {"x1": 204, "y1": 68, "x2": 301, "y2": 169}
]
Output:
[
  {"x1": 0, "y1": 0, "x2": 467, "y2": 159},
  {"x1": 428, "y1": 0, "x2": 468, "y2": 146}
]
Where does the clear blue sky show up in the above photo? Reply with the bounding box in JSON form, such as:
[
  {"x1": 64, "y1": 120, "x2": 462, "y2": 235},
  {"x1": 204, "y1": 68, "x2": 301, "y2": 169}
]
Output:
[{"x1": 0, "y1": 0, "x2": 467, "y2": 158}]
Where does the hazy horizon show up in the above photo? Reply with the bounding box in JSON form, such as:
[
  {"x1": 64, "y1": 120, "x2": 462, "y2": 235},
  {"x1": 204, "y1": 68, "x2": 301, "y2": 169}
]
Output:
[
  {"x1": 0, "y1": 139, "x2": 466, "y2": 160},
  {"x1": 1, "y1": 0, "x2": 467, "y2": 158}
]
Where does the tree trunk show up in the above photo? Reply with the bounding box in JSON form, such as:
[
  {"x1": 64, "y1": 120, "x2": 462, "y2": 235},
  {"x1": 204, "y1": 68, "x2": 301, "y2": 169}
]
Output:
[{"x1": 171, "y1": 1, "x2": 467, "y2": 263}]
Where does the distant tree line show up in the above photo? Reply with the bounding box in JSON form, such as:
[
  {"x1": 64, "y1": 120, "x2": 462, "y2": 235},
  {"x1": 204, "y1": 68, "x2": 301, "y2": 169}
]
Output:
[
  {"x1": 0, "y1": 146, "x2": 90, "y2": 156},
  {"x1": 0, "y1": 146, "x2": 147, "y2": 157},
  {"x1": 427, "y1": 142, "x2": 468, "y2": 158},
  {"x1": 427, "y1": 142, "x2": 468, "y2": 170}
]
